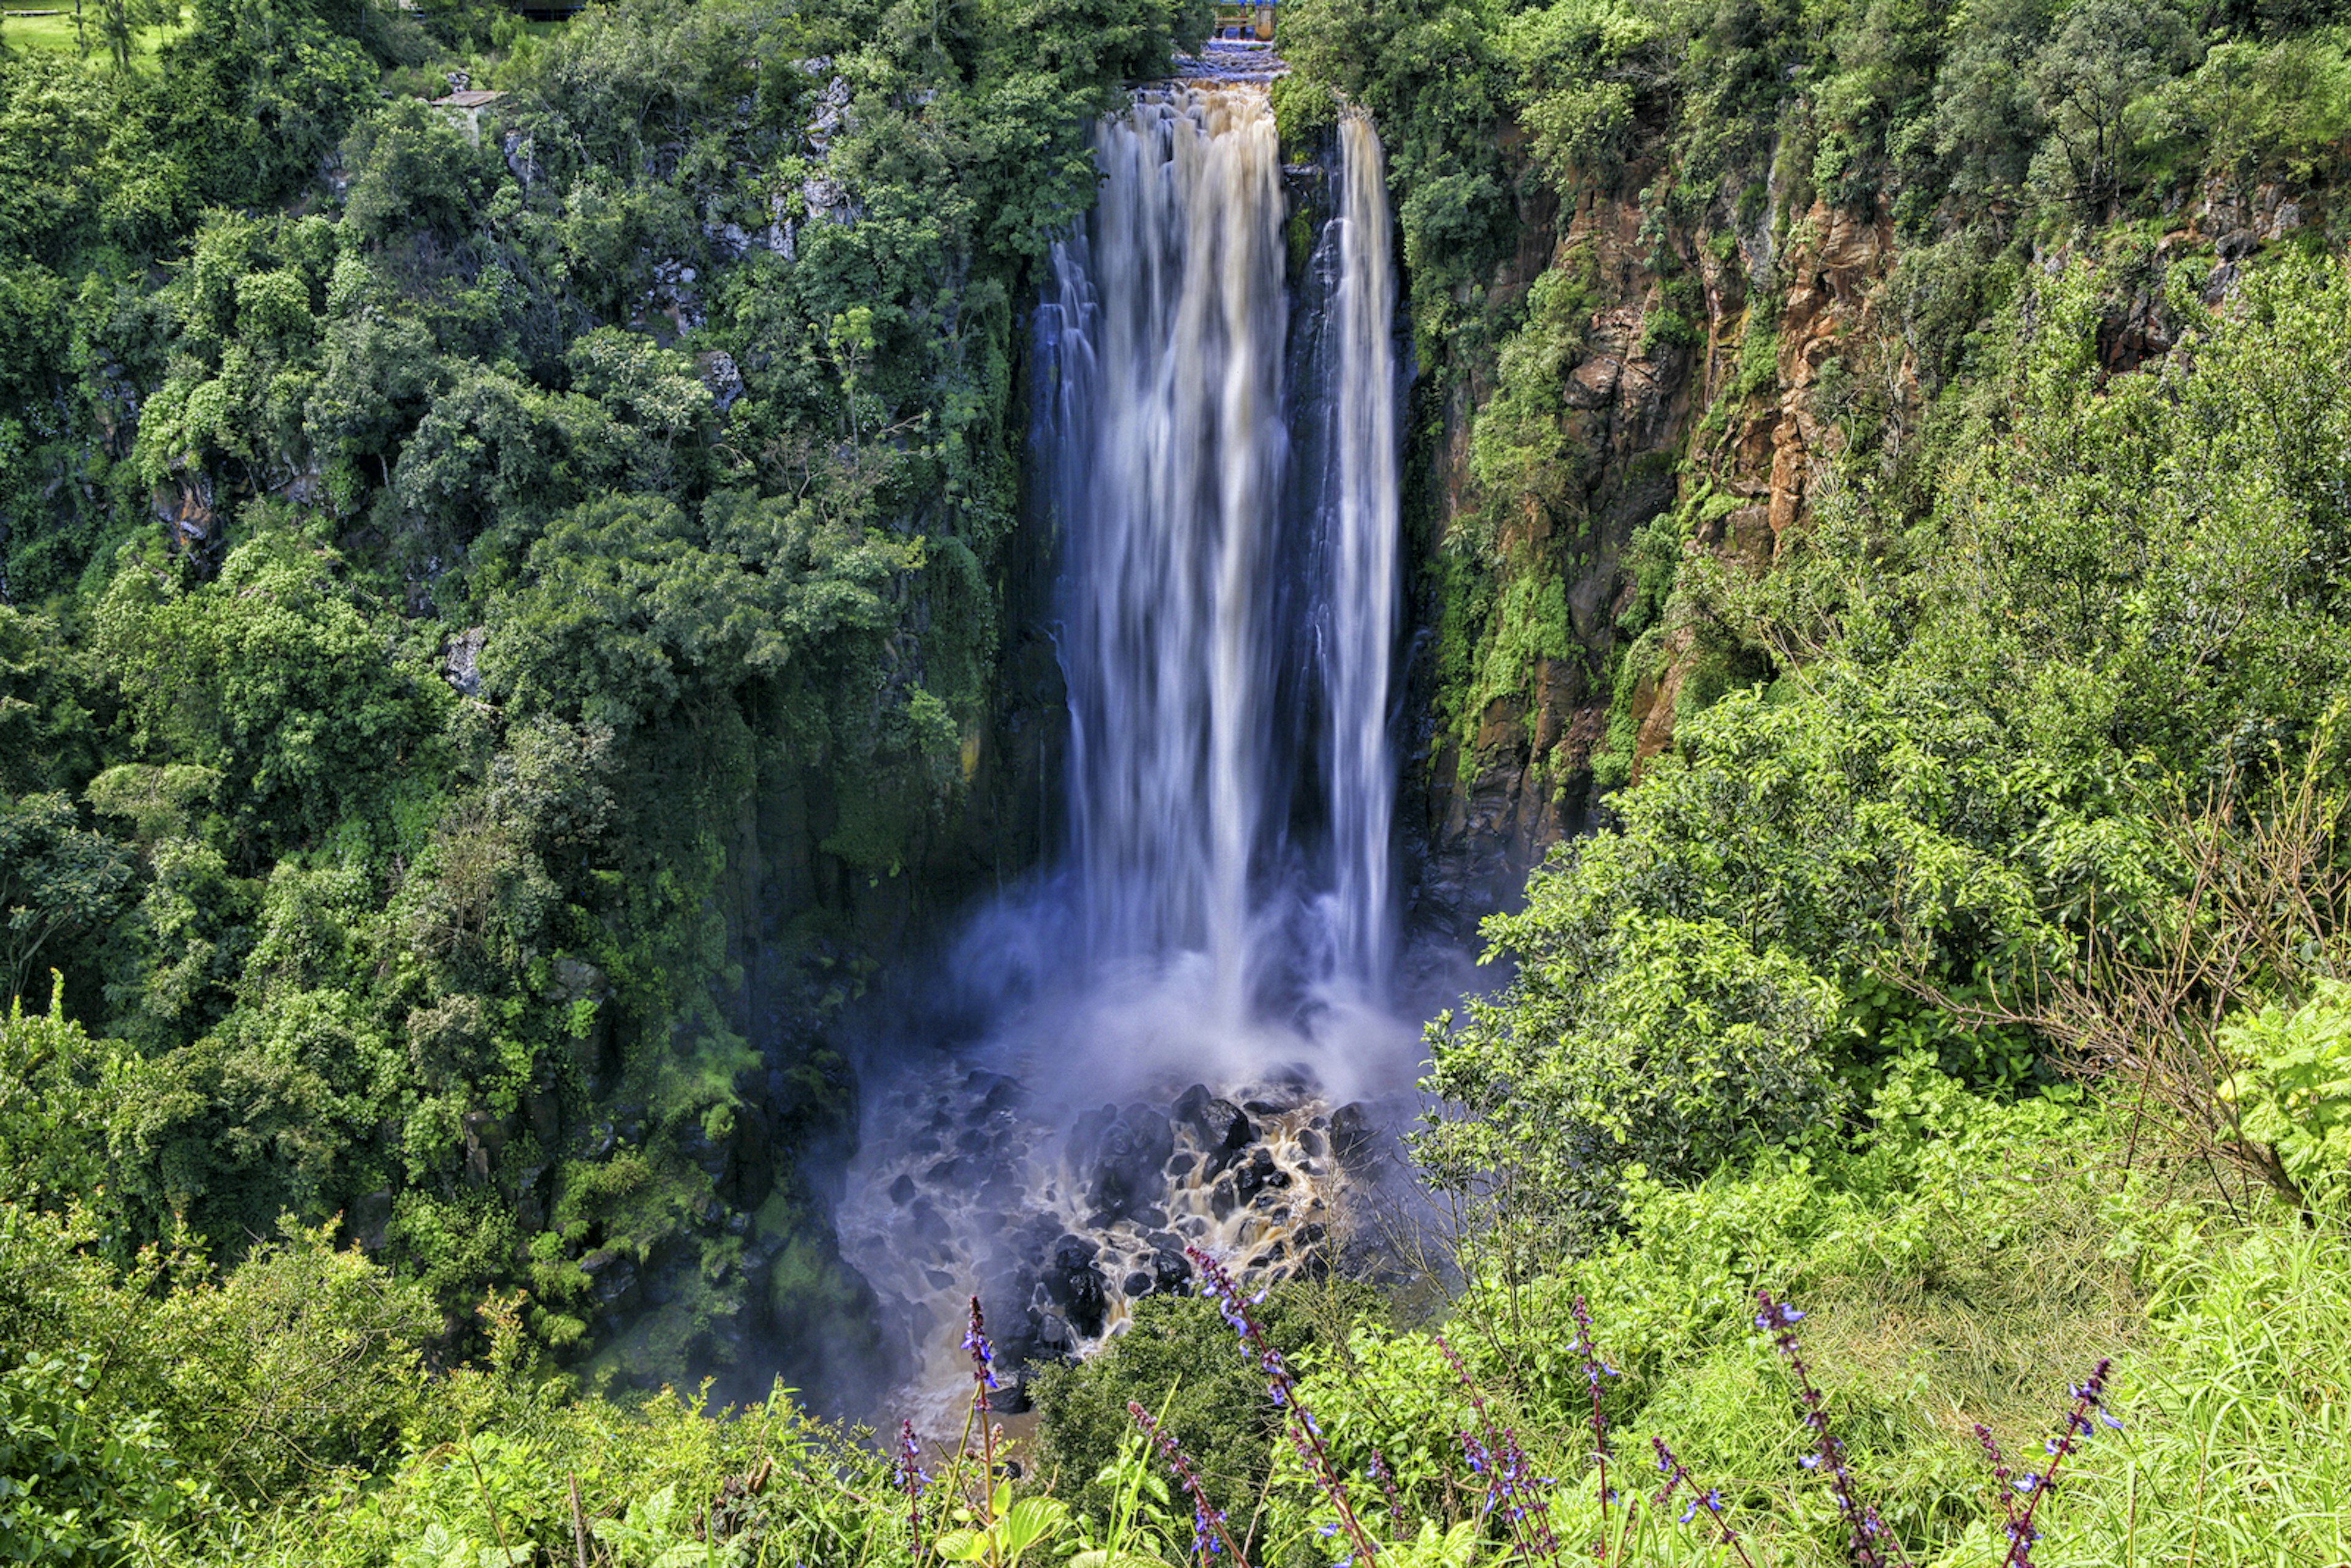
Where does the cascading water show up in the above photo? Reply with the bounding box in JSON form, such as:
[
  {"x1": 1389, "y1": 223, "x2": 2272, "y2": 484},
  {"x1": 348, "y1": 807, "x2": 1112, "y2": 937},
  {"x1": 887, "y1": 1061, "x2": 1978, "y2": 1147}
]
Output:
[
  {"x1": 1321, "y1": 112, "x2": 1401, "y2": 991},
  {"x1": 1046, "y1": 87, "x2": 1290, "y2": 1020},
  {"x1": 1043, "y1": 91, "x2": 1403, "y2": 1014},
  {"x1": 836, "y1": 75, "x2": 1412, "y2": 1420}
]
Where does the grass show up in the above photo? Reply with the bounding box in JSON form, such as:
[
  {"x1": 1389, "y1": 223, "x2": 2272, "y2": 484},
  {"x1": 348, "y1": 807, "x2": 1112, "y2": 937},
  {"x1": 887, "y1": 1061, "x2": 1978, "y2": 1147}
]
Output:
[{"x1": 1, "y1": 4, "x2": 189, "y2": 70}]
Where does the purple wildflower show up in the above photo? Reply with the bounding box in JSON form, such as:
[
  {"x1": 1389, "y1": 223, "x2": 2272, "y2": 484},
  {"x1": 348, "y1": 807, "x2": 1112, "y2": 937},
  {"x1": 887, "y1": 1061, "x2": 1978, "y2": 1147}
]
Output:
[
  {"x1": 962, "y1": 1296, "x2": 1001, "y2": 1392},
  {"x1": 893, "y1": 1419, "x2": 927, "y2": 1554},
  {"x1": 1367, "y1": 1447, "x2": 1408, "y2": 1539},
  {"x1": 1757, "y1": 1291, "x2": 1907, "y2": 1568},
  {"x1": 1570, "y1": 1296, "x2": 1619, "y2": 1556},
  {"x1": 1189, "y1": 1245, "x2": 1382, "y2": 1566},
  {"x1": 1651, "y1": 1436, "x2": 1755, "y2": 1568},
  {"x1": 962, "y1": 1296, "x2": 1005, "y2": 1513},
  {"x1": 1130, "y1": 1400, "x2": 1250, "y2": 1565},
  {"x1": 1993, "y1": 1357, "x2": 2116, "y2": 1568},
  {"x1": 1436, "y1": 1334, "x2": 1561, "y2": 1563}
]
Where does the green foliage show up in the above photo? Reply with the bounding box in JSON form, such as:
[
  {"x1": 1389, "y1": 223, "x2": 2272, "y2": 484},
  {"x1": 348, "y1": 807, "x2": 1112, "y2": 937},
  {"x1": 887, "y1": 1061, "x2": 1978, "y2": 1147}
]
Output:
[
  {"x1": 1287, "y1": 0, "x2": 2351, "y2": 802},
  {"x1": 1269, "y1": 75, "x2": 1338, "y2": 150},
  {"x1": 1422, "y1": 909, "x2": 1850, "y2": 1252},
  {"x1": 0, "y1": 795, "x2": 133, "y2": 1007},
  {"x1": 1032, "y1": 1285, "x2": 1360, "y2": 1529},
  {"x1": 2221, "y1": 980, "x2": 2351, "y2": 1206},
  {"x1": 1466, "y1": 261, "x2": 1595, "y2": 540},
  {"x1": 0, "y1": 983, "x2": 118, "y2": 1210},
  {"x1": 96, "y1": 521, "x2": 449, "y2": 848},
  {"x1": 2022, "y1": 0, "x2": 2199, "y2": 212},
  {"x1": 1506, "y1": 0, "x2": 1661, "y2": 190},
  {"x1": 1278, "y1": 0, "x2": 1514, "y2": 364},
  {"x1": 2143, "y1": 27, "x2": 2351, "y2": 187},
  {"x1": 0, "y1": 1352, "x2": 203, "y2": 1566},
  {"x1": 935, "y1": 1485, "x2": 1072, "y2": 1564},
  {"x1": 0, "y1": 61, "x2": 187, "y2": 264},
  {"x1": 0, "y1": 1202, "x2": 437, "y2": 1533},
  {"x1": 341, "y1": 97, "x2": 502, "y2": 245},
  {"x1": 157, "y1": 0, "x2": 378, "y2": 212},
  {"x1": 1430, "y1": 249, "x2": 2351, "y2": 1251},
  {"x1": 487, "y1": 489, "x2": 910, "y2": 739},
  {"x1": 1284, "y1": 1065, "x2": 2351, "y2": 1567},
  {"x1": 146, "y1": 1217, "x2": 437, "y2": 1499}
]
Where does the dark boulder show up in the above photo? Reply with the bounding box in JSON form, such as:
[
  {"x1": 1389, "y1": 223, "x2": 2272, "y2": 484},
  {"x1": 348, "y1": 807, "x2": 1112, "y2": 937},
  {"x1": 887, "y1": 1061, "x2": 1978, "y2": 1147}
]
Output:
[
  {"x1": 965, "y1": 1070, "x2": 1024, "y2": 1111},
  {"x1": 1329, "y1": 1102, "x2": 1375, "y2": 1167},
  {"x1": 1089, "y1": 1106, "x2": 1174, "y2": 1220},
  {"x1": 1042, "y1": 1233, "x2": 1109, "y2": 1336},
  {"x1": 1067, "y1": 1102, "x2": 1120, "y2": 1174},
  {"x1": 1152, "y1": 1248, "x2": 1192, "y2": 1294},
  {"x1": 1176, "y1": 1085, "x2": 1254, "y2": 1147},
  {"x1": 1235, "y1": 1146, "x2": 1284, "y2": 1200}
]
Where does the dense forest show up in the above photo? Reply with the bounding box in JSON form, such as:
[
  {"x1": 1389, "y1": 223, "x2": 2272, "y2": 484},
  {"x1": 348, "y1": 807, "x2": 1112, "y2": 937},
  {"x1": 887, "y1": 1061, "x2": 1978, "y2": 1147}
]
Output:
[{"x1": 4, "y1": 0, "x2": 2351, "y2": 1555}]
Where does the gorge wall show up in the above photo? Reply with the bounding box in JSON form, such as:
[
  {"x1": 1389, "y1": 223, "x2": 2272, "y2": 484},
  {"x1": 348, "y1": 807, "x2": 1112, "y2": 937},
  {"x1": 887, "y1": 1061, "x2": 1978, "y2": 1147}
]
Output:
[
  {"x1": 1403, "y1": 163, "x2": 1895, "y2": 919},
  {"x1": 1397, "y1": 146, "x2": 2325, "y2": 925}
]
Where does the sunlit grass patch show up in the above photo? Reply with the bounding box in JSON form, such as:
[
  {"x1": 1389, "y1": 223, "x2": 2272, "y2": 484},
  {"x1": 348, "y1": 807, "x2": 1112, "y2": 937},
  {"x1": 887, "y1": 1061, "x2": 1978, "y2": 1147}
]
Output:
[{"x1": 1, "y1": 4, "x2": 189, "y2": 69}]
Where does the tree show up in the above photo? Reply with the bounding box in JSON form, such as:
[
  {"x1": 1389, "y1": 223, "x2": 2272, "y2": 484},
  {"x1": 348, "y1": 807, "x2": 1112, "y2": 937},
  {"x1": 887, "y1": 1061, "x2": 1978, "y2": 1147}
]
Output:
[
  {"x1": 92, "y1": 524, "x2": 449, "y2": 849},
  {"x1": 0, "y1": 795, "x2": 133, "y2": 1008},
  {"x1": 2027, "y1": 0, "x2": 2198, "y2": 209},
  {"x1": 339, "y1": 96, "x2": 497, "y2": 244},
  {"x1": 0, "y1": 980, "x2": 115, "y2": 1209},
  {"x1": 485, "y1": 489, "x2": 914, "y2": 735},
  {"x1": 94, "y1": 0, "x2": 169, "y2": 72}
]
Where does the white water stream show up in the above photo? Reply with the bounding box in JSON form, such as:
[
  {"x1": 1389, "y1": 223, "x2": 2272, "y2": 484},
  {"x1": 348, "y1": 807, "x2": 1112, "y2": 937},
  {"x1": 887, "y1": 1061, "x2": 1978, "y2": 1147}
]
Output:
[{"x1": 1324, "y1": 111, "x2": 1401, "y2": 989}]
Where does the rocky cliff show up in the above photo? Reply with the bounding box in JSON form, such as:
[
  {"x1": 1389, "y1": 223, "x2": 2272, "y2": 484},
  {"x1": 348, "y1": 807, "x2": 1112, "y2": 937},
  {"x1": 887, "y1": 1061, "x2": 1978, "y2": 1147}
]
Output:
[{"x1": 1405, "y1": 138, "x2": 2320, "y2": 925}]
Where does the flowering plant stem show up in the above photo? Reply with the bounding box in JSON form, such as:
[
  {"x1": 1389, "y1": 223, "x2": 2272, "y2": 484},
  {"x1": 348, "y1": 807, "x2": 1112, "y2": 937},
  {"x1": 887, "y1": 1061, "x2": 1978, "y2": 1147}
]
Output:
[
  {"x1": 896, "y1": 1419, "x2": 926, "y2": 1559},
  {"x1": 1436, "y1": 1333, "x2": 1561, "y2": 1564},
  {"x1": 1992, "y1": 1357, "x2": 2118, "y2": 1568},
  {"x1": 1756, "y1": 1291, "x2": 1907, "y2": 1568},
  {"x1": 949, "y1": 1296, "x2": 1008, "y2": 1565},
  {"x1": 1188, "y1": 1246, "x2": 1382, "y2": 1567},
  {"x1": 1129, "y1": 1399, "x2": 1254, "y2": 1565},
  {"x1": 1570, "y1": 1296, "x2": 1615, "y2": 1562},
  {"x1": 1651, "y1": 1436, "x2": 1757, "y2": 1568}
]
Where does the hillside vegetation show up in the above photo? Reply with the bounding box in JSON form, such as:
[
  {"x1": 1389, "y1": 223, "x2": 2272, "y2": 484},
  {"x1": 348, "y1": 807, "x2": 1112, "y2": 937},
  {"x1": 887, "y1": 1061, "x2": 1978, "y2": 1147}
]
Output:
[
  {"x1": 4, "y1": 0, "x2": 2351, "y2": 1560},
  {"x1": 3, "y1": 0, "x2": 1209, "y2": 1411}
]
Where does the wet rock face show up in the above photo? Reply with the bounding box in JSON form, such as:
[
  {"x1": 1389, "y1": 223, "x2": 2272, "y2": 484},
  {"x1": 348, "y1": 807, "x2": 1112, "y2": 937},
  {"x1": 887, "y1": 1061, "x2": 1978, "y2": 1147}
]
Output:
[
  {"x1": 1413, "y1": 175, "x2": 1903, "y2": 917},
  {"x1": 1329, "y1": 1102, "x2": 1374, "y2": 1167}
]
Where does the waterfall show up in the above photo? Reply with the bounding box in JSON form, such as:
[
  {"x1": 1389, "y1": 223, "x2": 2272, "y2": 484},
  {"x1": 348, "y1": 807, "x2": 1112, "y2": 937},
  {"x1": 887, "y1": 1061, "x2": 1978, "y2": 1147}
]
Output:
[
  {"x1": 1323, "y1": 112, "x2": 1401, "y2": 989},
  {"x1": 1037, "y1": 84, "x2": 1401, "y2": 1019},
  {"x1": 833, "y1": 86, "x2": 1410, "y2": 1422},
  {"x1": 1043, "y1": 88, "x2": 1289, "y2": 1021}
]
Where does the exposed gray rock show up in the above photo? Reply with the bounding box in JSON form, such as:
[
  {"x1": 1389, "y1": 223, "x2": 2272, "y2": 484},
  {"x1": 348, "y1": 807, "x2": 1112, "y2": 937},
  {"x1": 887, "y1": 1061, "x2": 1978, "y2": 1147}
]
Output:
[{"x1": 443, "y1": 625, "x2": 486, "y2": 697}]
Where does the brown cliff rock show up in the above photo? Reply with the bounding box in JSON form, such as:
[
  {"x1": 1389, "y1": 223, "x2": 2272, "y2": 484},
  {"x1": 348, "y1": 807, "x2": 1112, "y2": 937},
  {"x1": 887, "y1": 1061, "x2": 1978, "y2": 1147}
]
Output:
[{"x1": 1420, "y1": 178, "x2": 1913, "y2": 907}]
